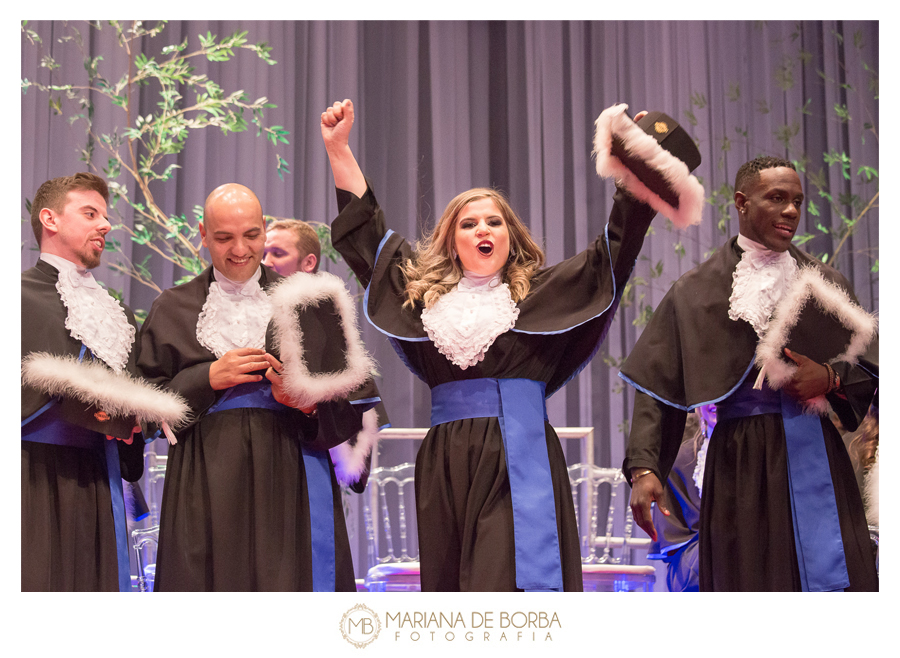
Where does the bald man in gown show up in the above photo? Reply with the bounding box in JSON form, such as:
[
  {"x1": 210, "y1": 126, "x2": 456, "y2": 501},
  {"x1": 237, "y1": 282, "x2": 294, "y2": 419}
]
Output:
[{"x1": 138, "y1": 184, "x2": 366, "y2": 591}]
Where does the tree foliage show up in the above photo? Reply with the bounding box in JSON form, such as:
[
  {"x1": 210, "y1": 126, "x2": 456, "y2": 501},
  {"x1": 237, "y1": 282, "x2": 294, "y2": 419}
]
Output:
[{"x1": 22, "y1": 20, "x2": 296, "y2": 293}]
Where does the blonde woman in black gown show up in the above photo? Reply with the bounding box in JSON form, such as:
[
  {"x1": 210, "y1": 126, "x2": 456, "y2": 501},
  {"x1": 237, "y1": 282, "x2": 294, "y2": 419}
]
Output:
[{"x1": 321, "y1": 99, "x2": 658, "y2": 591}]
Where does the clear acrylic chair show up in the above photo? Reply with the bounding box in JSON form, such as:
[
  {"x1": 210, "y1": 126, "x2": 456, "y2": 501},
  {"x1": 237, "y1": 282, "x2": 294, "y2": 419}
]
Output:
[
  {"x1": 131, "y1": 525, "x2": 160, "y2": 592},
  {"x1": 362, "y1": 462, "x2": 420, "y2": 591},
  {"x1": 568, "y1": 463, "x2": 656, "y2": 591},
  {"x1": 144, "y1": 452, "x2": 167, "y2": 526}
]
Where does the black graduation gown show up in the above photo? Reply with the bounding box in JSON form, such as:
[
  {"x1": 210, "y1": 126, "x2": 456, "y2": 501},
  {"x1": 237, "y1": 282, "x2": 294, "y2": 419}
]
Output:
[
  {"x1": 137, "y1": 265, "x2": 364, "y2": 591},
  {"x1": 21, "y1": 259, "x2": 144, "y2": 591},
  {"x1": 332, "y1": 184, "x2": 656, "y2": 591},
  {"x1": 621, "y1": 237, "x2": 878, "y2": 591}
]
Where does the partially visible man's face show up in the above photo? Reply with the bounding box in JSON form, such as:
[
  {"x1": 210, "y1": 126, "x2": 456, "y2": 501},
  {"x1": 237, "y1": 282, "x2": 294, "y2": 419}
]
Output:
[
  {"x1": 200, "y1": 185, "x2": 266, "y2": 282},
  {"x1": 263, "y1": 229, "x2": 302, "y2": 276},
  {"x1": 736, "y1": 167, "x2": 804, "y2": 252},
  {"x1": 50, "y1": 189, "x2": 111, "y2": 269}
]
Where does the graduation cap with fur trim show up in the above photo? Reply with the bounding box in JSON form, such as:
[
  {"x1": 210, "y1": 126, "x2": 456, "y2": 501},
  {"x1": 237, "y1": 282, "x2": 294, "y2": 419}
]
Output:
[{"x1": 594, "y1": 104, "x2": 705, "y2": 228}]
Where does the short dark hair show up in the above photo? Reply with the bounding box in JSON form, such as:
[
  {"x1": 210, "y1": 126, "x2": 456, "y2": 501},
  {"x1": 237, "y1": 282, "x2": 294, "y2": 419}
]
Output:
[
  {"x1": 31, "y1": 172, "x2": 109, "y2": 245},
  {"x1": 734, "y1": 156, "x2": 796, "y2": 194}
]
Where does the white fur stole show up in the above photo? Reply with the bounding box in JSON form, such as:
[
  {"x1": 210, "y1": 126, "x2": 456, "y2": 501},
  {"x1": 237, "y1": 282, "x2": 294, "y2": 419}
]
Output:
[
  {"x1": 754, "y1": 266, "x2": 877, "y2": 415},
  {"x1": 268, "y1": 271, "x2": 377, "y2": 410},
  {"x1": 22, "y1": 352, "x2": 191, "y2": 428}
]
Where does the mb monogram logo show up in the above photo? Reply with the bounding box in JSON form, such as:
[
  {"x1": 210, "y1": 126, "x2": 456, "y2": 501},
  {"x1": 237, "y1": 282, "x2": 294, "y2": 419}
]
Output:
[{"x1": 340, "y1": 603, "x2": 382, "y2": 648}]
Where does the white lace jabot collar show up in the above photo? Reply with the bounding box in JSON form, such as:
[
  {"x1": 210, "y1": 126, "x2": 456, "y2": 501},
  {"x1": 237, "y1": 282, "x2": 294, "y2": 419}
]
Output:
[
  {"x1": 41, "y1": 253, "x2": 135, "y2": 372},
  {"x1": 421, "y1": 270, "x2": 519, "y2": 370},
  {"x1": 196, "y1": 266, "x2": 273, "y2": 358},
  {"x1": 728, "y1": 234, "x2": 799, "y2": 337}
]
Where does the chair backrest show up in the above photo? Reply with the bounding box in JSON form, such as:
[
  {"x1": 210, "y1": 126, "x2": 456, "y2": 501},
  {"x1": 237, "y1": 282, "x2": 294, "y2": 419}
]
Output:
[
  {"x1": 131, "y1": 525, "x2": 160, "y2": 592},
  {"x1": 567, "y1": 463, "x2": 642, "y2": 565},
  {"x1": 362, "y1": 463, "x2": 418, "y2": 569},
  {"x1": 143, "y1": 451, "x2": 167, "y2": 525}
]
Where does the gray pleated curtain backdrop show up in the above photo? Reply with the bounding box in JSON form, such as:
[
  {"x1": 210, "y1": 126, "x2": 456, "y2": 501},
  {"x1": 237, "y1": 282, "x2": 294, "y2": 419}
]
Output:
[{"x1": 22, "y1": 20, "x2": 878, "y2": 479}]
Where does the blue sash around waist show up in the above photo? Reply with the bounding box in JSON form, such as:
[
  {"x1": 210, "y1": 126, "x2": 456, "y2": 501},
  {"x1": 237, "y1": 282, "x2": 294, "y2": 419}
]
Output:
[
  {"x1": 22, "y1": 343, "x2": 132, "y2": 592},
  {"x1": 717, "y1": 383, "x2": 850, "y2": 592},
  {"x1": 430, "y1": 378, "x2": 563, "y2": 592},
  {"x1": 205, "y1": 380, "x2": 335, "y2": 592},
  {"x1": 206, "y1": 379, "x2": 283, "y2": 414},
  {"x1": 22, "y1": 402, "x2": 132, "y2": 592}
]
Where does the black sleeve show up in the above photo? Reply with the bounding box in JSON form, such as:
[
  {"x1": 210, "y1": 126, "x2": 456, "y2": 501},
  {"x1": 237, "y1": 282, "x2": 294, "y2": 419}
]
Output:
[
  {"x1": 623, "y1": 390, "x2": 687, "y2": 486},
  {"x1": 117, "y1": 432, "x2": 145, "y2": 482},
  {"x1": 21, "y1": 268, "x2": 82, "y2": 418},
  {"x1": 824, "y1": 270, "x2": 879, "y2": 431},
  {"x1": 137, "y1": 293, "x2": 218, "y2": 424},
  {"x1": 331, "y1": 182, "x2": 389, "y2": 289},
  {"x1": 829, "y1": 351, "x2": 878, "y2": 432},
  {"x1": 119, "y1": 307, "x2": 145, "y2": 482},
  {"x1": 604, "y1": 188, "x2": 658, "y2": 291},
  {"x1": 300, "y1": 399, "x2": 366, "y2": 452},
  {"x1": 515, "y1": 189, "x2": 656, "y2": 335}
]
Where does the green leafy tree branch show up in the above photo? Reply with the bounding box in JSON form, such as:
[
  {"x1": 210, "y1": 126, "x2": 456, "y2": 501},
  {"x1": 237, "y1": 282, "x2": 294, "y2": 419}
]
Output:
[{"x1": 22, "y1": 20, "x2": 291, "y2": 293}]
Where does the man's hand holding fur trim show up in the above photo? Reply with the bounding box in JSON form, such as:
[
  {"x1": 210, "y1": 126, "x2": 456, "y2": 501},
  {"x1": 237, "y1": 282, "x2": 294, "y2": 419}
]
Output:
[
  {"x1": 782, "y1": 348, "x2": 831, "y2": 401},
  {"x1": 265, "y1": 356, "x2": 317, "y2": 414}
]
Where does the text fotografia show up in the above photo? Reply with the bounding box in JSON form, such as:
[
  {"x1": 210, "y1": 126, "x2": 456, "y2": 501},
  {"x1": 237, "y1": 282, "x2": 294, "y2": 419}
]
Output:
[{"x1": 387, "y1": 611, "x2": 561, "y2": 642}]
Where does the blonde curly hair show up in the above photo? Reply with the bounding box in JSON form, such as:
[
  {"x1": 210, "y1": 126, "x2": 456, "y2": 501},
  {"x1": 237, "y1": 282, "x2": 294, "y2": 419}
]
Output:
[{"x1": 401, "y1": 188, "x2": 545, "y2": 309}]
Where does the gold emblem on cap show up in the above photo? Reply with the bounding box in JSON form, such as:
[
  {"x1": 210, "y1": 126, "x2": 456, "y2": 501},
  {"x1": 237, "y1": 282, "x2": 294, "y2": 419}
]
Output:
[
  {"x1": 94, "y1": 410, "x2": 110, "y2": 422},
  {"x1": 654, "y1": 121, "x2": 669, "y2": 134}
]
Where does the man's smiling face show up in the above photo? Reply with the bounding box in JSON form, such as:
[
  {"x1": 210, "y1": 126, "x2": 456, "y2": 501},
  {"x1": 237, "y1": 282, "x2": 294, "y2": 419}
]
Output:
[
  {"x1": 736, "y1": 166, "x2": 804, "y2": 252},
  {"x1": 200, "y1": 184, "x2": 266, "y2": 282}
]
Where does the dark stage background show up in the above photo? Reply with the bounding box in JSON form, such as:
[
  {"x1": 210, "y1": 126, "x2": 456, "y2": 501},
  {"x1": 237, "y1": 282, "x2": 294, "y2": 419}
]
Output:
[{"x1": 21, "y1": 20, "x2": 879, "y2": 585}]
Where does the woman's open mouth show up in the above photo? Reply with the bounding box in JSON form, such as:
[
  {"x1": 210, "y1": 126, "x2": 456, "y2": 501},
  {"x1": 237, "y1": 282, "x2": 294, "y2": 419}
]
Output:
[{"x1": 477, "y1": 241, "x2": 494, "y2": 256}]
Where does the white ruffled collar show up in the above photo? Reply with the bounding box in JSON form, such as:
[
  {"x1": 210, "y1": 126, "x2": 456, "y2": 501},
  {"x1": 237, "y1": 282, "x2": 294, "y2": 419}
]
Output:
[
  {"x1": 41, "y1": 253, "x2": 135, "y2": 373},
  {"x1": 728, "y1": 234, "x2": 799, "y2": 337},
  {"x1": 196, "y1": 266, "x2": 273, "y2": 358},
  {"x1": 421, "y1": 270, "x2": 519, "y2": 369}
]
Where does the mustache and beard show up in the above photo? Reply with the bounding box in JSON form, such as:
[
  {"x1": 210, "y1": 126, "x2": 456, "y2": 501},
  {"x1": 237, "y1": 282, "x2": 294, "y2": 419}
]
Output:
[{"x1": 77, "y1": 232, "x2": 105, "y2": 269}]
